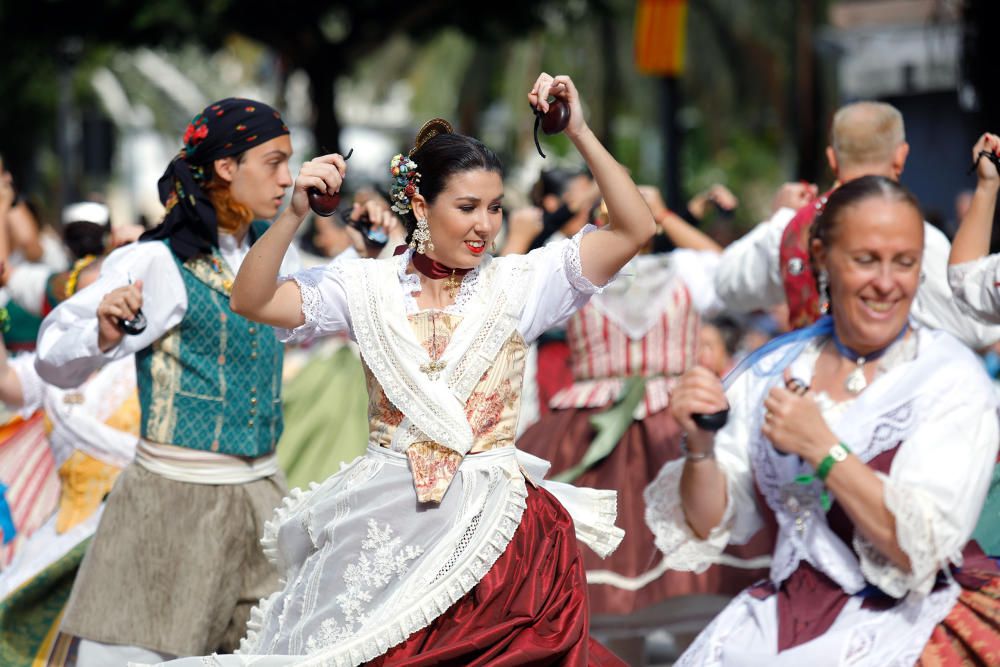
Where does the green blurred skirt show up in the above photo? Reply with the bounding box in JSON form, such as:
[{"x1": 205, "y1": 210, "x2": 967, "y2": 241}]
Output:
[{"x1": 278, "y1": 343, "x2": 370, "y2": 490}]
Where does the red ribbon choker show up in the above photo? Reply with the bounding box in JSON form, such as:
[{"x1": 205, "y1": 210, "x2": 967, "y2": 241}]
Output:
[{"x1": 395, "y1": 244, "x2": 472, "y2": 280}]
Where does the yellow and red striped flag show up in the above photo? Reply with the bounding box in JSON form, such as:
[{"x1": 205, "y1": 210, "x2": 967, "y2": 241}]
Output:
[{"x1": 635, "y1": 0, "x2": 688, "y2": 76}]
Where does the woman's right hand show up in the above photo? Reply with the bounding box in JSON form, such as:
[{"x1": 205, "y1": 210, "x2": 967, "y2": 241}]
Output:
[
  {"x1": 771, "y1": 181, "x2": 817, "y2": 213},
  {"x1": 528, "y1": 72, "x2": 589, "y2": 140},
  {"x1": 670, "y1": 366, "x2": 728, "y2": 451},
  {"x1": 289, "y1": 153, "x2": 349, "y2": 220},
  {"x1": 972, "y1": 132, "x2": 1000, "y2": 184},
  {"x1": 97, "y1": 281, "x2": 143, "y2": 352}
]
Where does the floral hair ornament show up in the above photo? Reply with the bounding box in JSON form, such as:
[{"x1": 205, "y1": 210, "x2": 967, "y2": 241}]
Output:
[
  {"x1": 182, "y1": 114, "x2": 210, "y2": 159},
  {"x1": 389, "y1": 118, "x2": 455, "y2": 215},
  {"x1": 389, "y1": 154, "x2": 420, "y2": 215}
]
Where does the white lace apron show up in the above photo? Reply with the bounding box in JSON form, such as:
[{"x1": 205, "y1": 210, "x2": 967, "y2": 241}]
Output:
[{"x1": 133, "y1": 251, "x2": 623, "y2": 667}]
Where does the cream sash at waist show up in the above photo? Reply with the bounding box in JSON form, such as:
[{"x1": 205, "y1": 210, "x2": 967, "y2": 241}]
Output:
[
  {"x1": 366, "y1": 443, "x2": 623, "y2": 559},
  {"x1": 135, "y1": 439, "x2": 279, "y2": 485}
]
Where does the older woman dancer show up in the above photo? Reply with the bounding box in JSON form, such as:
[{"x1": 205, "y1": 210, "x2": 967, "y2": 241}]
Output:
[{"x1": 646, "y1": 175, "x2": 1000, "y2": 665}]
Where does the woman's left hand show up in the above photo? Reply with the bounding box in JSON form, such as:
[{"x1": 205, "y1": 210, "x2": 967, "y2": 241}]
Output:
[
  {"x1": 528, "y1": 73, "x2": 588, "y2": 139},
  {"x1": 761, "y1": 383, "x2": 838, "y2": 462}
]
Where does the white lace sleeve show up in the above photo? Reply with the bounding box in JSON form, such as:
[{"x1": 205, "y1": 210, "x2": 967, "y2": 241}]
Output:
[
  {"x1": 855, "y1": 363, "x2": 1000, "y2": 598},
  {"x1": 948, "y1": 255, "x2": 1000, "y2": 325},
  {"x1": 562, "y1": 224, "x2": 607, "y2": 294},
  {"x1": 517, "y1": 224, "x2": 610, "y2": 342},
  {"x1": 643, "y1": 459, "x2": 739, "y2": 572},
  {"x1": 642, "y1": 369, "x2": 764, "y2": 572},
  {"x1": 7, "y1": 353, "x2": 45, "y2": 418},
  {"x1": 911, "y1": 226, "x2": 1000, "y2": 348},
  {"x1": 274, "y1": 261, "x2": 352, "y2": 344}
]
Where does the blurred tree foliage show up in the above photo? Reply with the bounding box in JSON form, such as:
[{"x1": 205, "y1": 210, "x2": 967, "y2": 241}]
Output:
[
  {"x1": 0, "y1": 0, "x2": 605, "y2": 181},
  {"x1": 0, "y1": 0, "x2": 829, "y2": 231}
]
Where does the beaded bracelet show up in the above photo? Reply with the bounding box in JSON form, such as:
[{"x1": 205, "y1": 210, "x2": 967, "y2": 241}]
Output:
[{"x1": 680, "y1": 435, "x2": 715, "y2": 461}]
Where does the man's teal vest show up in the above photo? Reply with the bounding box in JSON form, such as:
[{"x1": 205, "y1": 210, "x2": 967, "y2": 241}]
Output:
[{"x1": 135, "y1": 222, "x2": 283, "y2": 457}]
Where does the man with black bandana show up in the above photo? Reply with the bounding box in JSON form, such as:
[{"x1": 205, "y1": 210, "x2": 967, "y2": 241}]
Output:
[{"x1": 34, "y1": 98, "x2": 301, "y2": 665}]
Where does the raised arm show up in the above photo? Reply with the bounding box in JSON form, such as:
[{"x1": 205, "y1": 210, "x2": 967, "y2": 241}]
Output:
[
  {"x1": 950, "y1": 132, "x2": 1000, "y2": 266},
  {"x1": 229, "y1": 153, "x2": 347, "y2": 328},
  {"x1": 529, "y1": 74, "x2": 656, "y2": 287},
  {"x1": 639, "y1": 185, "x2": 722, "y2": 252}
]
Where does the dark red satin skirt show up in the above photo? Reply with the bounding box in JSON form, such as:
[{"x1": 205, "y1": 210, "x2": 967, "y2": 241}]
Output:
[
  {"x1": 518, "y1": 406, "x2": 769, "y2": 616},
  {"x1": 366, "y1": 485, "x2": 624, "y2": 666}
]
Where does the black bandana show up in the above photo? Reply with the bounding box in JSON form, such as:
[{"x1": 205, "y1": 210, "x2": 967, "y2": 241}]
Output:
[{"x1": 141, "y1": 98, "x2": 290, "y2": 261}]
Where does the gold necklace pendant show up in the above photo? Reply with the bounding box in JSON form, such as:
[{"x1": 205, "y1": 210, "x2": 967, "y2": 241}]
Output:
[
  {"x1": 844, "y1": 357, "x2": 867, "y2": 394},
  {"x1": 419, "y1": 360, "x2": 447, "y2": 380},
  {"x1": 444, "y1": 271, "x2": 462, "y2": 299}
]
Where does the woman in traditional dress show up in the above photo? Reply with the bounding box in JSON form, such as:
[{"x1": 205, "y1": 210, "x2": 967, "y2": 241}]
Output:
[
  {"x1": 645, "y1": 175, "x2": 1000, "y2": 665},
  {"x1": 516, "y1": 185, "x2": 767, "y2": 623},
  {"x1": 152, "y1": 72, "x2": 652, "y2": 666},
  {"x1": 0, "y1": 258, "x2": 140, "y2": 666}
]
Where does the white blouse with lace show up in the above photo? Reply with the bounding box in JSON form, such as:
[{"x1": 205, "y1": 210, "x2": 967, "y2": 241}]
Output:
[
  {"x1": 278, "y1": 226, "x2": 603, "y2": 346},
  {"x1": 949, "y1": 255, "x2": 1000, "y2": 324},
  {"x1": 643, "y1": 326, "x2": 999, "y2": 666}
]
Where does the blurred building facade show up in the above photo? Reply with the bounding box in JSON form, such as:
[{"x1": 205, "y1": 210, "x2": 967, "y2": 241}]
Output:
[{"x1": 823, "y1": 0, "x2": 979, "y2": 234}]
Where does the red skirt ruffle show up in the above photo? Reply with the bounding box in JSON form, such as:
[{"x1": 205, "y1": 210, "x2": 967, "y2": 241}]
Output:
[
  {"x1": 918, "y1": 562, "x2": 1000, "y2": 666},
  {"x1": 518, "y1": 406, "x2": 769, "y2": 615},
  {"x1": 366, "y1": 485, "x2": 624, "y2": 666}
]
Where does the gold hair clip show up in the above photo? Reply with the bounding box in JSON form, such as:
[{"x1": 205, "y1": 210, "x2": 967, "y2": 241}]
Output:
[{"x1": 409, "y1": 118, "x2": 454, "y2": 157}]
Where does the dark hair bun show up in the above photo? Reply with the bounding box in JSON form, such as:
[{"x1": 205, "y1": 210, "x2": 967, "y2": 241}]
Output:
[{"x1": 411, "y1": 118, "x2": 454, "y2": 157}]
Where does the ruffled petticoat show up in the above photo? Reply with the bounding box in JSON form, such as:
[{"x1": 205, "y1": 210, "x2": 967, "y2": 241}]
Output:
[{"x1": 138, "y1": 444, "x2": 623, "y2": 667}]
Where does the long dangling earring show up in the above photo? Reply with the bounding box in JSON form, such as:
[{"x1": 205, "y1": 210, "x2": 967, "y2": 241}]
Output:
[
  {"x1": 817, "y1": 269, "x2": 831, "y2": 314},
  {"x1": 410, "y1": 217, "x2": 434, "y2": 254}
]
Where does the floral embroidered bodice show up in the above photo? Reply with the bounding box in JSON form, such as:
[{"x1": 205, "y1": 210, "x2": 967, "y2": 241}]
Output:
[
  {"x1": 364, "y1": 310, "x2": 528, "y2": 502},
  {"x1": 281, "y1": 227, "x2": 606, "y2": 504}
]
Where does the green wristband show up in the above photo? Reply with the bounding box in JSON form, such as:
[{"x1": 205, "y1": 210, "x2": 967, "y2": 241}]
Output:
[{"x1": 816, "y1": 442, "x2": 850, "y2": 481}]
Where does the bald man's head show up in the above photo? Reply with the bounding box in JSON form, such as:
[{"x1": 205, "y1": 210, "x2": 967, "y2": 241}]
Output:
[{"x1": 827, "y1": 102, "x2": 909, "y2": 181}]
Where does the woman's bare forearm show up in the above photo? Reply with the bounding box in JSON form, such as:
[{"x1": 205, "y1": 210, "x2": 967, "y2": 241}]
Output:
[
  {"x1": 573, "y1": 128, "x2": 656, "y2": 284},
  {"x1": 659, "y1": 212, "x2": 723, "y2": 252},
  {"x1": 950, "y1": 181, "x2": 999, "y2": 265},
  {"x1": 230, "y1": 207, "x2": 304, "y2": 328},
  {"x1": 811, "y1": 454, "x2": 910, "y2": 570},
  {"x1": 679, "y1": 456, "x2": 729, "y2": 540}
]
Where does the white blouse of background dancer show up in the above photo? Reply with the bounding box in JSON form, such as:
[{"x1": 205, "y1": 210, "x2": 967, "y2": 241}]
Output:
[{"x1": 948, "y1": 132, "x2": 1000, "y2": 323}]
